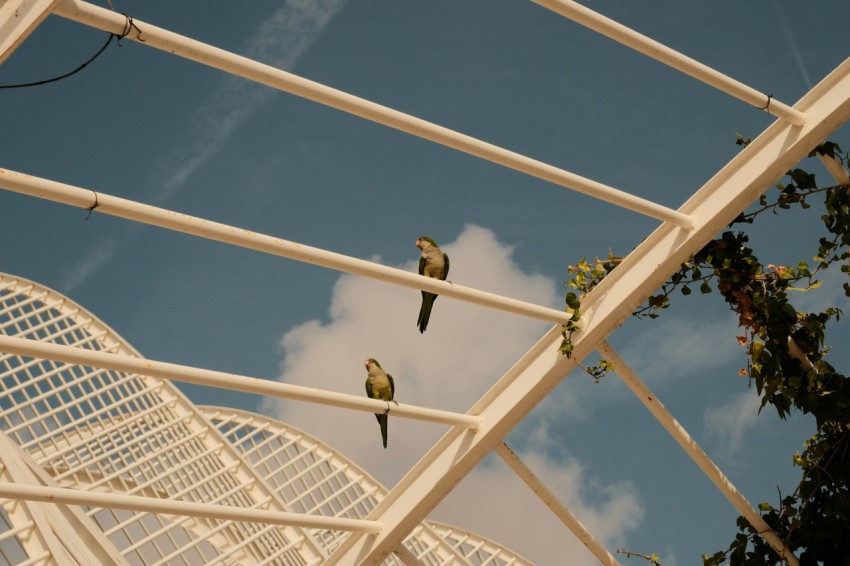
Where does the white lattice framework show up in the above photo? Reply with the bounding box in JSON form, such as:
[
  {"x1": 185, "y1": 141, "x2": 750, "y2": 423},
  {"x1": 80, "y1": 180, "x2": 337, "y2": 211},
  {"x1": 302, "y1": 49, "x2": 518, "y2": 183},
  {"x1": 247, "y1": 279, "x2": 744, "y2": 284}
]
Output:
[
  {"x1": 1, "y1": 0, "x2": 850, "y2": 565},
  {"x1": 205, "y1": 406, "x2": 533, "y2": 566},
  {"x1": 0, "y1": 273, "x2": 534, "y2": 565}
]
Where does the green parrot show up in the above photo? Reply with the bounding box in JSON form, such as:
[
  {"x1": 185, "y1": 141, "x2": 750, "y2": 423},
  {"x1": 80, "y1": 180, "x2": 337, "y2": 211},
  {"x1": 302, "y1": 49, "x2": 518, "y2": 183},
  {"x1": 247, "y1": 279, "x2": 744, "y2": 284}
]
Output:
[
  {"x1": 415, "y1": 236, "x2": 450, "y2": 333},
  {"x1": 364, "y1": 358, "x2": 396, "y2": 449}
]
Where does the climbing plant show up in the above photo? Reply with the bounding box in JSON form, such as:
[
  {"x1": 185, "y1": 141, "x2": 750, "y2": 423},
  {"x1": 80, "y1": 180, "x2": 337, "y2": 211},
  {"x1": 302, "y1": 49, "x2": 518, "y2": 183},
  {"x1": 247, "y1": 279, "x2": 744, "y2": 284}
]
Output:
[{"x1": 562, "y1": 140, "x2": 850, "y2": 565}]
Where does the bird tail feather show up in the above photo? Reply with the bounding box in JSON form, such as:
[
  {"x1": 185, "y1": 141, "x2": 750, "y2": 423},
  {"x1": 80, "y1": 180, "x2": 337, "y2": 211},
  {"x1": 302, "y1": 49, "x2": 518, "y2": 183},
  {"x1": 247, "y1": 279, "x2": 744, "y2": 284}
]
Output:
[
  {"x1": 418, "y1": 291, "x2": 438, "y2": 333},
  {"x1": 378, "y1": 414, "x2": 388, "y2": 449}
]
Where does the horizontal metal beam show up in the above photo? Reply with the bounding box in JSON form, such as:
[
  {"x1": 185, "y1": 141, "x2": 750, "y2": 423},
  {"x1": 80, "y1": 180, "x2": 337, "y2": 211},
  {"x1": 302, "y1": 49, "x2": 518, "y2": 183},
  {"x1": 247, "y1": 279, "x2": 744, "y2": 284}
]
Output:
[
  {"x1": 0, "y1": 482, "x2": 382, "y2": 533},
  {"x1": 49, "y1": 0, "x2": 693, "y2": 228},
  {"x1": 0, "y1": 166, "x2": 569, "y2": 325},
  {"x1": 0, "y1": 335, "x2": 482, "y2": 430},
  {"x1": 596, "y1": 342, "x2": 798, "y2": 565},
  {"x1": 531, "y1": 0, "x2": 806, "y2": 126},
  {"x1": 326, "y1": 57, "x2": 850, "y2": 565}
]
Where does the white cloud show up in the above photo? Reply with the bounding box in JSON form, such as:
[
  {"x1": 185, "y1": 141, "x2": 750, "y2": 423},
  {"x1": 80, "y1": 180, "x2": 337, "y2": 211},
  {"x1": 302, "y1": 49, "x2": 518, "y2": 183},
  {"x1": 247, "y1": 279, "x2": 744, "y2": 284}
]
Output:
[
  {"x1": 264, "y1": 225, "x2": 558, "y2": 481},
  {"x1": 263, "y1": 225, "x2": 643, "y2": 564},
  {"x1": 773, "y1": 0, "x2": 813, "y2": 89},
  {"x1": 618, "y1": 314, "x2": 741, "y2": 386},
  {"x1": 434, "y1": 425, "x2": 643, "y2": 566},
  {"x1": 60, "y1": 238, "x2": 117, "y2": 292},
  {"x1": 703, "y1": 389, "x2": 761, "y2": 457},
  {"x1": 154, "y1": 0, "x2": 350, "y2": 202}
]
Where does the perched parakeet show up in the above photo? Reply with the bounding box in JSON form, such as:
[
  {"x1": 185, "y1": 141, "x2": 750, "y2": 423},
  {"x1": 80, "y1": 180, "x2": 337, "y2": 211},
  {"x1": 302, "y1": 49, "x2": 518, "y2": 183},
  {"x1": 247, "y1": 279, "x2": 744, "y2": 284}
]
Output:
[
  {"x1": 364, "y1": 358, "x2": 396, "y2": 449},
  {"x1": 416, "y1": 236, "x2": 450, "y2": 333}
]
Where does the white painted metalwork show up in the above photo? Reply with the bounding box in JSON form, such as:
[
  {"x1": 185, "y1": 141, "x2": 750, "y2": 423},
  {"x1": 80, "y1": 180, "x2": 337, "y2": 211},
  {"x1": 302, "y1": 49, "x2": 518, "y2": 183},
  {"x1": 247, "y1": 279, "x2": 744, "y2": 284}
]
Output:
[
  {"x1": 0, "y1": 273, "x2": 328, "y2": 565},
  {"x1": 328, "y1": 58, "x2": 850, "y2": 564},
  {"x1": 0, "y1": 274, "x2": 535, "y2": 565},
  {"x1": 2, "y1": 1, "x2": 849, "y2": 564},
  {"x1": 0, "y1": 0, "x2": 57, "y2": 65},
  {"x1": 0, "y1": 334, "x2": 482, "y2": 430},
  {"x1": 493, "y1": 443, "x2": 619, "y2": 566},
  {"x1": 820, "y1": 154, "x2": 850, "y2": 185},
  {"x1": 45, "y1": 0, "x2": 693, "y2": 228},
  {"x1": 204, "y1": 406, "x2": 534, "y2": 566},
  {"x1": 595, "y1": 342, "x2": 794, "y2": 565},
  {"x1": 0, "y1": 430, "x2": 125, "y2": 565},
  {"x1": 0, "y1": 483, "x2": 382, "y2": 534},
  {"x1": 531, "y1": 0, "x2": 806, "y2": 126},
  {"x1": 0, "y1": 166, "x2": 574, "y2": 326}
]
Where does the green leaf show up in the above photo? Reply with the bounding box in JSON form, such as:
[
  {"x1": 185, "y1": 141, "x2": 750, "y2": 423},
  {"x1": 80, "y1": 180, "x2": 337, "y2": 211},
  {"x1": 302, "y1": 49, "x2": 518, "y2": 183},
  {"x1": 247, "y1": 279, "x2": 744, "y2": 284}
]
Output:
[
  {"x1": 700, "y1": 281, "x2": 712, "y2": 294},
  {"x1": 788, "y1": 280, "x2": 823, "y2": 292}
]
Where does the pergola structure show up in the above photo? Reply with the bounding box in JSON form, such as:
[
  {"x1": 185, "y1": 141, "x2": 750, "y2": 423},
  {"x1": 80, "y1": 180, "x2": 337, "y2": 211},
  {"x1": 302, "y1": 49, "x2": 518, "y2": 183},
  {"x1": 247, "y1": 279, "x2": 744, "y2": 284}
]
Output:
[
  {"x1": 1, "y1": 0, "x2": 850, "y2": 564},
  {"x1": 0, "y1": 272, "x2": 534, "y2": 565}
]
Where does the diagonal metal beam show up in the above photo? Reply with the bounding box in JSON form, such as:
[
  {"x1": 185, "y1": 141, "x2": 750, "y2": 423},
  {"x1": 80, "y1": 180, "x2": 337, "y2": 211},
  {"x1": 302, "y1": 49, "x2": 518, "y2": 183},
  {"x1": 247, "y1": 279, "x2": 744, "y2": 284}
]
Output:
[
  {"x1": 0, "y1": 0, "x2": 58, "y2": 65},
  {"x1": 494, "y1": 442, "x2": 619, "y2": 566},
  {"x1": 596, "y1": 342, "x2": 797, "y2": 565},
  {"x1": 0, "y1": 431, "x2": 128, "y2": 565},
  {"x1": 326, "y1": 58, "x2": 850, "y2": 564}
]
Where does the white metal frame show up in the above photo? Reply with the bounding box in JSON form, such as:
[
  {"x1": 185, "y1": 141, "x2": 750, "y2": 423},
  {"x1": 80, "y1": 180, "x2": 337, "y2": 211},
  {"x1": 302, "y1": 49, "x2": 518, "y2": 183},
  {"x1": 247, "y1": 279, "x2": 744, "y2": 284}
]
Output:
[
  {"x1": 2, "y1": 0, "x2": 849, "y2": 564},
  {"x1": 204, "y1": 406, "x2": 535, "y2": 566},
  {"x1": 0, "y1": 273, "x2": 536, "y2": 565}
]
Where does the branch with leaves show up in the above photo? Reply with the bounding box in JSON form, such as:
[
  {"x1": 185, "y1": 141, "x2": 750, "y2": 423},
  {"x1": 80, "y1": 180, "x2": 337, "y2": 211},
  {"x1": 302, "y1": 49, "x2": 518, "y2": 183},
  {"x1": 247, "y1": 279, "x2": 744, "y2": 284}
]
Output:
[
  {"x1": 562, "y1": 141, "x2": 850, "y2": 564},
  {"x1": 618, "y1": 548, "x2": 662, "y2": 565},
  {"x1": 560, "y1": 254, "x2": 620, "y2": 381}
]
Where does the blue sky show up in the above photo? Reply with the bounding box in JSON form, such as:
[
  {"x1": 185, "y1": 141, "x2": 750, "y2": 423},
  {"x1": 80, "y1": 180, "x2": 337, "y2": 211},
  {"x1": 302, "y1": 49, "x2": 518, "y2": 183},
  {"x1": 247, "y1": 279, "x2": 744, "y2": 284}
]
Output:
[{"x1": 2, "y1": 0, "x2": 849, "y2": 564}]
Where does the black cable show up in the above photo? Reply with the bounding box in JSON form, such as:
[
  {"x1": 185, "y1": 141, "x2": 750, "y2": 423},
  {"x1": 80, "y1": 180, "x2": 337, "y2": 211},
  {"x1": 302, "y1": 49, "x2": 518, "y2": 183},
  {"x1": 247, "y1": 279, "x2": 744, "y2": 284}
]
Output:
[
  {"x1": 0, "y1": 32, "x2": 115, "y2": 89},
  {"x1": 0, "y1": 13, "x2": 139, "y2": 90}
]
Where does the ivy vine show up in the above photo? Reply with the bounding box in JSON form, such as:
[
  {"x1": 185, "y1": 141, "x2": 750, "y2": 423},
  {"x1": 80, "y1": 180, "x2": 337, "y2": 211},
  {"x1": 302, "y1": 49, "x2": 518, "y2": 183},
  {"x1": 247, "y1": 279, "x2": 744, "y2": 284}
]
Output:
[{"x1": 562, "y1": 140, "x2": 850, "y2": 564}]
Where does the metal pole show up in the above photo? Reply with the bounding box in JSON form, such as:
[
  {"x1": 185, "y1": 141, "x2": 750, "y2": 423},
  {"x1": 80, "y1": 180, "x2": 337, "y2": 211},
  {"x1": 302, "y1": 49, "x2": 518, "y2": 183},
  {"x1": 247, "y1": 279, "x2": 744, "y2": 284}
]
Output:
[
  {"x1": 50, "y1": 0, "x2": 693, "y2": 228},
  {"x1": 819, "y1": 154, "x2": 850, "y2": 185},
  {"x1": 531, "y1": 0, "x2": 806, "y2": 126},
  {"x1": 596, "y1": 341, "x2": 798, "y2": 566},
  {"x1": 0, "y1": 482, "x2": 382, "y2": 533},
  {"x1": 0, "y1": 167, "x2": 572, "y2": 326},
  {"x1": 494, "y1": 443, "x2": 619, "y2": 566},
  {"x1": 0, "y1": 335, "x2": 482, "y2": 430}
]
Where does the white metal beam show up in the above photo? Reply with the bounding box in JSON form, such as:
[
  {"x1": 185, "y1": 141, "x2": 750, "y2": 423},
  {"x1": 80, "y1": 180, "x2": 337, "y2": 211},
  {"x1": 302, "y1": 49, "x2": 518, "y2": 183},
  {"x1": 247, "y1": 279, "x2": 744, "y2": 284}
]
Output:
[
  {"x1": 0, "y1": 482, "x2": 383, "y2": 533},
  {"x1": 819, "y1": 154, "x2": 850, "y2": 184},
  {"x1": 494, "y1": 443, "x2": 619, "y2": 566},
  {"x1": 0, "y1": 272, "x2": 330, "y2": 564},
  {"x1": 0, "y1": 334, "x2": 481, "y2": 429},
  {"x1": 596, "y1": 342, "x2": 798, "y2": 565},
  {"x1": 0, "y1": 431, "x2": 127, "y2": 566},
  {"x1": 531, "y1": 0, "x2": 806, "y2": 126},
  {"x1": 49, "y1": 0, "x2": 692, "y2": 228},
  {"x1": 0, "y1": 0, "x2": 57, "y2": 65},
  {"x1": 0, "y1": 171, "x2": 572, "y2": 325},
  {"x1": 326, "y1": 58, "x2": 850, "y2": 564}
]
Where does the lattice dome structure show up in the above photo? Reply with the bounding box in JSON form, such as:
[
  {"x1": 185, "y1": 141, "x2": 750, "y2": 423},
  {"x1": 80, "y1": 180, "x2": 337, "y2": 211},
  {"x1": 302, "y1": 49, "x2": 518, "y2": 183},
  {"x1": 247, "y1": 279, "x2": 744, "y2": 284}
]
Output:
[
  {"x1": 0, "y1": 272, "x2": 533, "y2": 564},
  {"x1": 1, "y1": 1, "x2": 849, "y2": 565}
]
